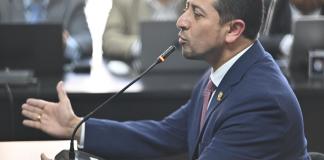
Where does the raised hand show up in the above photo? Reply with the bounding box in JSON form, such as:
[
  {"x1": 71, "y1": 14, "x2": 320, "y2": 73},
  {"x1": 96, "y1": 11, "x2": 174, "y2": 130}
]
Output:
[{"x1": 21, "y1": 81, "x2": 81, "y2": 139}]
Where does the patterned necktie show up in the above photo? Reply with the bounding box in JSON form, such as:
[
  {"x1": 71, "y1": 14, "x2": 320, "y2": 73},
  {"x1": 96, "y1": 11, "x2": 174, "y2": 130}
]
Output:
[{"x1": 200, "y1": 79, "x2": 216, "y2": 131}]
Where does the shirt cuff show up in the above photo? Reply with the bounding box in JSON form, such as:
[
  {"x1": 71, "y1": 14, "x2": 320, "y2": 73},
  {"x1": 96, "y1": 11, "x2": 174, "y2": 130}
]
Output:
[{"x1": 77, "y1": 122, "x2": 85, "y2": 149}]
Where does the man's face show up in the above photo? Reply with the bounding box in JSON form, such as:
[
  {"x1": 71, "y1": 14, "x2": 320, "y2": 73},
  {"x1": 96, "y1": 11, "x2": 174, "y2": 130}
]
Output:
[{"x1": 176, "y1": 0, "x2": 228, "y2": 60}]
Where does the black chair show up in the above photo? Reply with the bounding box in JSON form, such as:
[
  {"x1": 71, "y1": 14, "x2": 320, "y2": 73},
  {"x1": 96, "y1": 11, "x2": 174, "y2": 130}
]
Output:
[{"x1": 309, "y1": 152, "x2": 324, "y2": 160}]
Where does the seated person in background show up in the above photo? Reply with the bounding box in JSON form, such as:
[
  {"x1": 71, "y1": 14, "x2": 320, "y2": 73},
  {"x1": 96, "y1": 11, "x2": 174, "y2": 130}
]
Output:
[
  {"x1": 0, "y1": 0, "x2": 93, "y2": 62},
  {"x1": 102, "y1": 0, "x2": 185, "y2": 63},
  {"x1": 260, "y1": 0, "x2": 324, "y2": 60}
]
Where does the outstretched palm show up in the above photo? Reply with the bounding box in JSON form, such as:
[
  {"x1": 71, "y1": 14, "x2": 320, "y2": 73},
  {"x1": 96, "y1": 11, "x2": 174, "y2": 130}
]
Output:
[{"x1": 22, "y1": 81, "x2": 81, "y2": 139}]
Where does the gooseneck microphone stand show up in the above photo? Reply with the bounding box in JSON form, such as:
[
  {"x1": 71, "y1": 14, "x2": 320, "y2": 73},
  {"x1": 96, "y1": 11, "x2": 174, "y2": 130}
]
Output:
[{"x1": 55, "y1": 45, "x2": 177, "y2": 160}]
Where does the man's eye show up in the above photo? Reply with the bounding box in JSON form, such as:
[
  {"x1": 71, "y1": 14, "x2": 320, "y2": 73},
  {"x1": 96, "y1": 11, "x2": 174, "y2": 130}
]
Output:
[{"x1": 193, "y1": 11, "x2": 203, "y2": 17}]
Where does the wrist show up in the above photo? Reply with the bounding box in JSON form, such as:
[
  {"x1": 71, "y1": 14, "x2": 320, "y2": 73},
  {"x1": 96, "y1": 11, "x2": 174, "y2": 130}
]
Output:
[{"x1": 68, "y1": 116, "x2": 82, "y2": 139}]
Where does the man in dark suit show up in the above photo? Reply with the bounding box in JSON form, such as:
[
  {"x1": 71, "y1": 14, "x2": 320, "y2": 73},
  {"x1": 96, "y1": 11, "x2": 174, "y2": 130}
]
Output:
[
  {"x1": 21, "y1": 0, "x2": 310, "y2": 159},
  {"x1": 0, "y1": 0, "x2": 92, "y2": 61},
  {"x1": 260, "y1": 0, "x2": 324, "y2": 59}
]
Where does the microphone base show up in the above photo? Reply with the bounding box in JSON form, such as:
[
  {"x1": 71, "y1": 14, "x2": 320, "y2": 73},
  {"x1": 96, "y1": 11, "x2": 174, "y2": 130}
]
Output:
[{"x1": 55, "y1": 149, "x2": 106, "y2": 160}]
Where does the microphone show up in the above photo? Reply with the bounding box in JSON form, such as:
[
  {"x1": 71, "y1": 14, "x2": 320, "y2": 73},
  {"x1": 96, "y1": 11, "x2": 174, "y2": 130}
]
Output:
[
  {"x1": 55, "y1": 44, "x2": 177, "y2": 160},
  {"x1": 261, "y1": 0, "x2": 278, "y2": 36}
]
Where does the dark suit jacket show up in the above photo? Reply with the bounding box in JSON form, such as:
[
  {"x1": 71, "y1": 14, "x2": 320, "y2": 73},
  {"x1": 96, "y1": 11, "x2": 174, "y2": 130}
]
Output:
[
  {"x1": 260, "y1": 0, "x2": 324, "y2": 59},
  {"x1": 83, "y1": 41, "x2": 309, "y2": 160},
  {"x1": 0, "y1": 0, "x2": 92, "y2": 57}
]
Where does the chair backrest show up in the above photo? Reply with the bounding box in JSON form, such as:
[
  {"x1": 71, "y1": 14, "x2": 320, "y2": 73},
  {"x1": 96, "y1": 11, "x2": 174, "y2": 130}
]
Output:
[
  {"x1": 309, "y1": 152, "x2": 324, "y2": 160},
  {"x1": 288, "y1": 17, "x2": 324, "y2": 74}
]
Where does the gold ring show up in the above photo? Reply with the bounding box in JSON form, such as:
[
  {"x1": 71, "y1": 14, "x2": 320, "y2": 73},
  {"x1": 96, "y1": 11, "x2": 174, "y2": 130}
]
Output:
[{"x1": 37, "y1": 114, "x2": 41, "y2": 121}]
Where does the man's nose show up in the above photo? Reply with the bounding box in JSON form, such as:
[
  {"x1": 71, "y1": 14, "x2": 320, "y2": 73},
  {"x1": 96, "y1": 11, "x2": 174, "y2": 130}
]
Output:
[{"x1": 176, "y1": 13, "x2": 190, "y2": 30}]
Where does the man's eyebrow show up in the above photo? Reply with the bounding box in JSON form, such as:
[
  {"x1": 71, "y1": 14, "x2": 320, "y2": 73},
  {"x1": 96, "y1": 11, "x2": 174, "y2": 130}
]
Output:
[{"x1": 191, "y1": 3, "x2": 207, "y2": 15}]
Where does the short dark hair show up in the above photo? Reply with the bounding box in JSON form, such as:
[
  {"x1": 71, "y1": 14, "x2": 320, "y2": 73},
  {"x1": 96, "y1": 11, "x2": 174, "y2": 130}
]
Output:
[{"x1": 213, "y1": 0, "x2": 264, "y2": 40}]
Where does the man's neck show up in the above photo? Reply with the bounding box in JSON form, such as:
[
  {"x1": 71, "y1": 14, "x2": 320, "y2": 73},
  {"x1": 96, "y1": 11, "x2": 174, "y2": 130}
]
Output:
[{"x1": 211, "y1": 38, "x2": 254, "y2": 70}]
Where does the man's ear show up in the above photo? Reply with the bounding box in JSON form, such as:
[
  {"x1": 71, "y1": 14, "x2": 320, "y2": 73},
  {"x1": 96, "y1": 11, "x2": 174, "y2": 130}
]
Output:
[{"x1": 225, "y1": 19, "x2": 245, "y2": 43}]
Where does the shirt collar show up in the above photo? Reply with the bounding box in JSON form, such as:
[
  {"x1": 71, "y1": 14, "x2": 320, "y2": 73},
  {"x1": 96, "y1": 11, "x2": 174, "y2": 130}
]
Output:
[{"x1": 210, "y1": 44, "x2": 253, "y2": 87}]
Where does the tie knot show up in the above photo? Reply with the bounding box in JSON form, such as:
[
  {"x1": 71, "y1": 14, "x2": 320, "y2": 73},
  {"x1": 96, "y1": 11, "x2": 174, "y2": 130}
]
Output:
[{"x1": 205, "y1": 79, "x2": 215, "y2": 92}]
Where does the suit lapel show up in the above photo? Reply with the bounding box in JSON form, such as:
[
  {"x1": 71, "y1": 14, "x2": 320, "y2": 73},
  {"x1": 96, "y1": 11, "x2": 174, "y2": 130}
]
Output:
[
  {"x1": 203, "y1": 87, "x2": 230, "y2": 127},
  {"x1": 191, "y1": 41, "x2": 266, "y2": 159},
  {"x1": 191, "y1": 86, "x2": 230, "y2": 158},
  {"x1": 188, "y1": 72, "x2": 210, "y2": 159},
  {"x1": 204, "y1": 41, "x2": 265, "y2": 131}
]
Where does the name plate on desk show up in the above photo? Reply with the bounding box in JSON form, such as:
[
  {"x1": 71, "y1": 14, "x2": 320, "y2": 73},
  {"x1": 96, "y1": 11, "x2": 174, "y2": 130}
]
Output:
[{"x1": 309, "y1": 50, "x2": 324, "y2": 78}]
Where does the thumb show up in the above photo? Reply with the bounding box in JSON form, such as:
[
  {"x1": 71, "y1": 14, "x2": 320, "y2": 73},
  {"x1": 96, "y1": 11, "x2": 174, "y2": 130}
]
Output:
[
  {"x1": 40, "y1": 153, "x2": 52, "y2": 160},
  {"x1": 56, "y1": 81, "x2": 68, "y2": 102}
]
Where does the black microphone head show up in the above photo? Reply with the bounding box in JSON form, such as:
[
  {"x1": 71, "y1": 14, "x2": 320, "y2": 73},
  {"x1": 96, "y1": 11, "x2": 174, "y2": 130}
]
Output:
[{"x1": 157, "y1": 45, "x2": 176, "y2": 63}]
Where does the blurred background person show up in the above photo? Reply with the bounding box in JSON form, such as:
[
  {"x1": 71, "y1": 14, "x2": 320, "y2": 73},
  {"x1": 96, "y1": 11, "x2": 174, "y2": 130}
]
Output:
[
  {"x1": 0, "y1": 0, "x2": 93, "y2": 63},
  {"x1": 102, "y1": 0, "x2": 185, "y2": 65},
  {"x1": 260, "y1": 0, "x2": 324, "y2": 60}
]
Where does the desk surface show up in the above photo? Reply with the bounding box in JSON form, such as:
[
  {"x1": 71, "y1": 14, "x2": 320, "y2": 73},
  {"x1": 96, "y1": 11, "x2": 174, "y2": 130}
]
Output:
[{"x1": 0, "y1": 140, "x2": 75, "y2": 160}]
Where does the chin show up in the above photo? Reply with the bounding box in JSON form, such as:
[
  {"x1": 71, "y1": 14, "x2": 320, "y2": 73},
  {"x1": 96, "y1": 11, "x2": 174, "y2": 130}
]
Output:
[{"x1": 182, "y1": 51, "x2": 203, "y2": 60}]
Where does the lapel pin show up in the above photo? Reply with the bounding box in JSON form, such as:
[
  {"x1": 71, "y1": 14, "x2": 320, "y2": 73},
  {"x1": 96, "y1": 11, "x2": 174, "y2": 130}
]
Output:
[{"x1": 217, "y1": 91, "x2": 224, "y2": 102}]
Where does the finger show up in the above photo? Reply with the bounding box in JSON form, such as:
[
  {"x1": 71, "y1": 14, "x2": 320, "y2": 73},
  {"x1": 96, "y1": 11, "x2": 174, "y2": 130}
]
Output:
[
  {"x1": 26, "y1": 98, "x2": 49, "y2": 110},
  {"x1": 22, "y1": 103, "x2": 43, "y2": 115},
  {"x1": 23, "y1": 119, "x2": 41, "y2": 130},
  {"x1": 41, "y1": 153, "x2": 52, "y2": 160},
  {"x1": 56, "y1": 81, "x2": 68, "y2": 102},
  {"x1": 22, "y1": 109, "x2": 41, "y2": 121}
]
